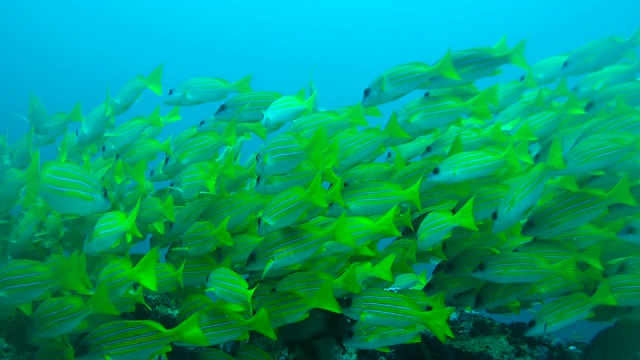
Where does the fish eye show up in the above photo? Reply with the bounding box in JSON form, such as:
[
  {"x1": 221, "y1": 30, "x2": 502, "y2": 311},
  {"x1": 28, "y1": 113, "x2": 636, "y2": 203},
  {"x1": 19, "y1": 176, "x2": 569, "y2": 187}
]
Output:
[
  {"x1": 425, "y1": 145, "x2": 432, "y2": 153},
  {"x1": 345, "y1": 329, "x2": 354, "y2": 339},
  {"x1": 432, "y1": 167, "x2": 440, "y2": 175},
  {"x1": 363, "y1": 88, "x2": 371, "y2": 99},
  {"x1": 533, "y1": 152, "x2": 541, "y2": 163},
  {"x1": 164, "y1": 156, "x2": 170, "y2": 165},
  {"x1": 270, "y1": 287, "x2": 276, "y2": 293},
  {"x1": 425, "y1": 305, "x2": 433, "y2": 311},
  {"x1": 257, "y1": 217, "x2": 262, "y2": 227},
  {"x1": 527, "y1": 319, "x2": 536, "y2": 328},
  {"x1": 75, "y1": 129, "x2": 79, "y2": 137},
  {"x1": 491, "y1": 210, "x2": 498, "y2": 221},
  {"x1": 386, "y1": 151, "x2": 393, "y2": 159},
  {"x1": 101, "y1": 145, "x2": 106, "y2": 152},
  {"x1": 519, "y1": 75, "x2": 525, "y2": 82},
  {"x1": 584, "y1": 101, "x2": 595, "y2": 112},
  {"x1": 216, "y1": 104, "x2": 227, "y2": 113},
  {"x1": 102, "y1": 188, "x2": 108, "y2": 198},
  {"x1": 247, "y1": 252, "x2": 257, "y2": 265},
  {"x1": 617, "y1": 264, "x2": 627, "y2": 274},
  {"x1": 423, "y1": 91, "x2": 430, "y2": 97},
  {"x1": 168, "y1": 222, "x2": 174, "y2": 230},
  {"x1": 255, "y1": 153, "x2": 261, "y2": 162},
  {"x1": 168, "y1": 89, "x2": 174, "y2": 95},
  {"x1": 150, "y1": 169, "x2": 155, "y2": 176},
  {"x1": 626, "y1": 226, "x2": 636, "y2": 235},
  {"x1": 169, "y1": 181, "x2": 174, "y2": 187},
  {"x1": 524, "y1": 219, "x2": 534, "y2": 229},
  {"x1": 562, "y1": 60, "x2": 568, "y2": 69},
  {"x1": 475, "y1": 262, "x2": 486, "y2": 271},
  {"x1": 205, "y1": 273, "x2": 210, "y2": 282},
  {"x1": 444, "y1": 261, "x2": 455, "y2": 272},
  {"x1": 115, "y1": 154, "x2": 120, "y2": 160},
  {"x1": 198, "y1": 120, "x2": 205, "y2": 127},
  {"x1": 343, "y1": 181, "x2": 349, "y2": 188},
  {"x1": 256, "y1": 175, "x2": 262, "y2": 184},
  {"x1": 341, "y1": 297, "x2": 353, "y2": 308}
]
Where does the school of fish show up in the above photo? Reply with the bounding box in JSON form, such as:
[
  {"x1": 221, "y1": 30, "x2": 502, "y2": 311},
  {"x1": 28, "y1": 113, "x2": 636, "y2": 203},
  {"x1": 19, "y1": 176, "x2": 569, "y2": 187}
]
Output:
[{"x1": 1, "y1": 28, "x2": 640, "y2": 359}]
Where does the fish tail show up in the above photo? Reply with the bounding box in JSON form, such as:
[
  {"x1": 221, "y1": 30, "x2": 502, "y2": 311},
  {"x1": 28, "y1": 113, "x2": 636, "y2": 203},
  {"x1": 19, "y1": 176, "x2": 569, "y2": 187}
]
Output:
[
  {"x1": 383, "y1": 111, "x2": 412, "y2": 141},
  {"x1": 175, "y1": 260, "x2": 185, "y2": 291},
  {"x1": 129, "y1": 161, "x2": 148, "y2": 187},
  {"x1": 552, "y1": 257, "x2": 578, "y2": 283},
  {"x1": 23, "y1": 149, "x2": 41, "y2": 208},
  {"x1": 420, "y1": 306, "x2": 456, "y2": 343},
  {"x1": 114, "y1": 159, "x2": 126, "y2": 184},
  {"x1": 486, "y1": 123, "x2": 510, "y2": 143},
  {"x1": 162, "y1": 106, "x2": 182, "y2": 124},
  {"x1": 590, "y1": 279, "x2": 618, "y2": 306},
  {"x1": 480, "y1": 84, "x2": 500, "y2": 106},
  {"x1": 362, "y1": 104, "x2": 382, "y2": 118},
  {"x1": 607, "y1": 175, "x2": 638, "y2": 207},
  {"x1": 172, "y1": 313, "x2": 210, "y2": 346},
  {"x1": 221, "y1": 120, "x2": 238, "y2": 146},
  {"x1": 53, "y1": 251, "x2": 93, "y2": 294},
  {"x1": 578, "y1": 244, "x2": 603, "y2": 271},
  {"x1": 433, "y1": 49, "x2": 461, "y2": 80},
  {"x1": 550, "y1": 77, "x2": 572, "y2": 98},
  {"x1": 133, "y1": 247, "x2": 158, "y2": 292},
  {"x1": 493, "y1": 35, "x2": 509, "y2": 54},
  {"x1": 144, "y1": 64, "x2": 164, "y2": 96},
  {"x1": 89, "y1": 282, "x2": 121, "y2": 315},
  {"x1": 310, "y1": 282, "x2": 342, "y2": 314},
  {"x1": 371, "y1": 254, "x2": 396, "y2": 282},
  {"x1": 249, "y1": 308, "x2": 278, "y2": 339},
  {"x1": 66, "y1": 102, "x2": 84, "y2": 122},
  {"x1": 216, "y1": 217, "x2": 234, "y2": 246},
  {"x1": 375, "y1": 205, "x2": 402, "y2": 237},
  {"x1": 454, "y1": 197, "x2": 478, "y2": 231},
  {"x1": 513, "y1": 140, "x2": 533, "y2": 165},
  {"x1": 126, "y1": 199, "x2": 143, "y2": 238},
  {"x1": 234, "y1": 75, "x2": 253, "y2": 93},
  {"x1": 345, "y1": 104, "x2": 368, "y2": 126},
  {"x1": 304, "y1": 91, "x2": 318, "y2": 113},
  {"x1": 146, "y1": 106, "x2": 163, "y2": 128},
  {"x1": 501, "y1": 143, "x2": 521, "y2": 170},
  {"x1": 627, "y1": 26, "x2": 640, "y2": 47},
  {"x1": 335, "y1": 265, "x2": 361, "y2": 294},
  {"x1": 508, "y1": 39, "x2": 530, "y2": 70},
  {"x1": 404, "y1": 179, "x2": 422, "y2": 212},
  {"x1": 546, "y1": 137, "x2": 566, "y2": 171}
]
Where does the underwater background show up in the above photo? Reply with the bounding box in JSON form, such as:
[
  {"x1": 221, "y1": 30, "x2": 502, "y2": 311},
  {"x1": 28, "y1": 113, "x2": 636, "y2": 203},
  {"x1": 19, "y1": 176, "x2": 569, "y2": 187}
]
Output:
[
  {"x1": 2, "y1": 0, "x2": 640, "y2": 138},
  {"x1": 1, "y1": 1, "x2": 640, "y2": 359}
]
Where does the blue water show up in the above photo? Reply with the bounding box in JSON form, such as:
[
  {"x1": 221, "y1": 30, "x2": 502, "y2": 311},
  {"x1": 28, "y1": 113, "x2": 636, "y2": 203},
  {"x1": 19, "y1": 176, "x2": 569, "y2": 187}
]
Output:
[
  {"x1": 1, "y1": 0, "x2": 639, "y2": 344},
  {"x1": 2, "y1": 0, "x2": 639, "y2": 140}
]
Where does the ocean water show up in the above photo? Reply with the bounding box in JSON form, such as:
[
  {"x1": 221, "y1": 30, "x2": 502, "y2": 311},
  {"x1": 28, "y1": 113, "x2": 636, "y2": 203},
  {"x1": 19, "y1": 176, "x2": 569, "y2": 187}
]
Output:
[
  {"x1": 1, "y1": 0, "x2": 640, "y2": 355},
  {"x1": 2, "y1": 0, "x2": 640, "y2": 139}
]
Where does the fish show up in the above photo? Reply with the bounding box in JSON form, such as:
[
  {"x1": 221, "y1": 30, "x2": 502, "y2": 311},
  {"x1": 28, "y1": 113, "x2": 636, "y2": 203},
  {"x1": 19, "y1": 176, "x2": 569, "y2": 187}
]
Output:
[
  {"x1": 361, "y1": 50, "x2": 460, "y2": 106},
  {"x1": 525, "y1": 282, "x2": 617, "y2": 336},
  {"x1": 6, "y1": 31, "x2": 640, "y2": 357},
  {"x1": 26, "y1": 153, "x2": 111, "y2": 216},
  {"x1": 76, "y1": 314, "x2": 208, "y2": 359},
  {"x1": 192, "y1": 308, "x2": 277, "y2": 346},
  {"x1": 342, "y1": 288, "x2": 455, "y2": 342},
  {"x1": 164, "y1": 75, "x2": 252, "y2": 106},
  {"x1": 112, "y1": 65, "x2": 164, "y2": 115},
  {"x1": 562, "y1": 27, "x2": 640, "y2": 76}
]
